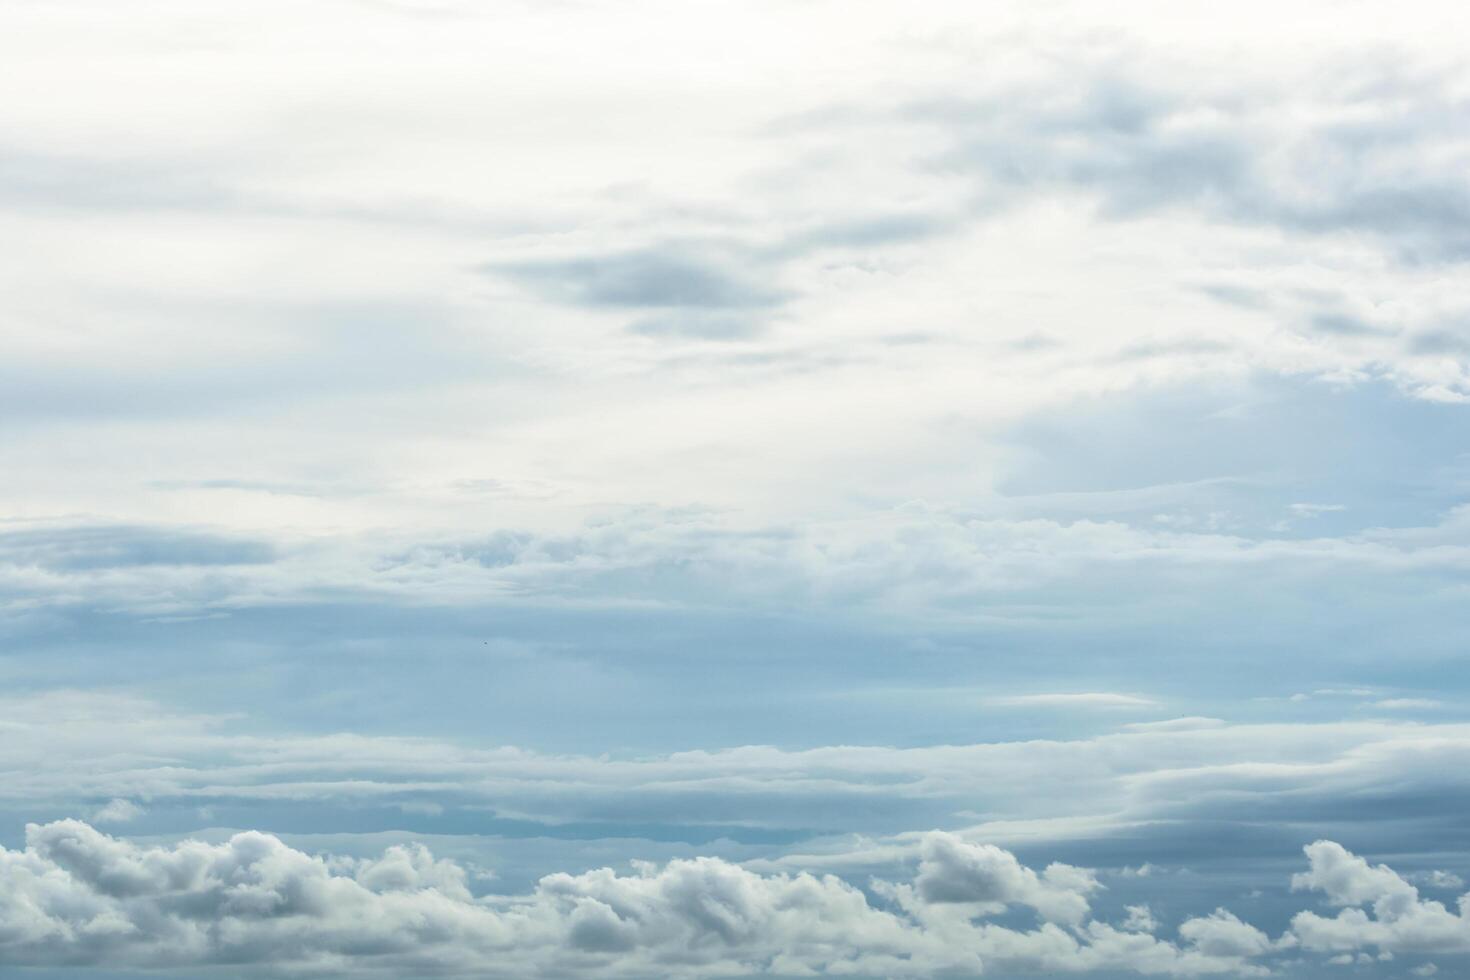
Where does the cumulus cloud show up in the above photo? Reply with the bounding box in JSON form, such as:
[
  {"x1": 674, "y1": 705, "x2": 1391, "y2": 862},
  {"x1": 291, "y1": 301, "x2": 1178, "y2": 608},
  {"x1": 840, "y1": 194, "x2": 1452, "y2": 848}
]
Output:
[
  {"x1": 1289, "y1": 840, "x2": 1470, "y2": 955},
  {"x1": 911, "y1": 832, "x2": 1099, "y2": 925},
  {"x1": 1176, "y1": 909, "x2": 1277, "y2": 959},
  {"x1": 4, "y1": 822, "x2": 1455, "y2": 977},
  {"x1": 0, "y1": 820, "x2": 1276, "y2": 977}
]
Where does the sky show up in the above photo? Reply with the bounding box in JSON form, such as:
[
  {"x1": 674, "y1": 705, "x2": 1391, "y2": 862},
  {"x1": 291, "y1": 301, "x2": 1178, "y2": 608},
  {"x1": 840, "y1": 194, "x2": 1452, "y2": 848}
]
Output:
[{"x1": 2, "y1": 1, "x2": 1470, "y2": 977}]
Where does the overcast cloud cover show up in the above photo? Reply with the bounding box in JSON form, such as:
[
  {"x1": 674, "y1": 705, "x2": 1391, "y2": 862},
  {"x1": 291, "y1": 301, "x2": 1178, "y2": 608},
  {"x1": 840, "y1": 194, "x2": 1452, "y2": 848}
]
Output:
[{"x1": 3, "y1": 1, "x2": 1470, "y2": 977}]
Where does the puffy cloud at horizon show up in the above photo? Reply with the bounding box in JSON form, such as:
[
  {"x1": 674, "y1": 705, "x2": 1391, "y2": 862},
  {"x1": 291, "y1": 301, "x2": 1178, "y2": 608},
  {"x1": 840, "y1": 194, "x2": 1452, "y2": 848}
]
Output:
[{"x1": 6, "y1": 819, "x2": 1447, "y2": 977}]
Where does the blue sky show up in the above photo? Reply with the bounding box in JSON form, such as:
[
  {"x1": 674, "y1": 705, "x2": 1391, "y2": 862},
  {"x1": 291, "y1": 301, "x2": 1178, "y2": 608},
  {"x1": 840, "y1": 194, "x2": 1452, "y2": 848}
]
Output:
[{"x1": 3, "y1": 1, "x2": 1470, "y2": 977}]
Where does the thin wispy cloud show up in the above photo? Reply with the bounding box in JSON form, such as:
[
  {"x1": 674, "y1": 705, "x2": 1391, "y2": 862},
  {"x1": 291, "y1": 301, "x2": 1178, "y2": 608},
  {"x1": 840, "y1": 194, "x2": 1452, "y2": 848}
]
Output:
[{"x1": 988, "y1": 693, "x2": 1161, "y2": 709}]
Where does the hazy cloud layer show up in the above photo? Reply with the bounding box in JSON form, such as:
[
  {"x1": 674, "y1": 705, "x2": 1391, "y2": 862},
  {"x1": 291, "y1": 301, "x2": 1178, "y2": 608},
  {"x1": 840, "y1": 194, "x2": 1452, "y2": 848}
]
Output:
[{"x1": 4, "y1": 691, "x2": 1470, "y2": 865}]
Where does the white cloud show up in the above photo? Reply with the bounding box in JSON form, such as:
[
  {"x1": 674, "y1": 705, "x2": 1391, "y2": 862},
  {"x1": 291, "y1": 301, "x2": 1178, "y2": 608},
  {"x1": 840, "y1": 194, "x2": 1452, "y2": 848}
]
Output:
[
  {"x1": 90, "y1": 799, "x2": 145, "y2": 824},
  {"x1": 1123, "y1": 904, "x2": 1158, "y2": 932},
  {"x1": 1176, "y1": 909, "x2": 1277, "y2": 959},
  {"x1": 1293, "y1": 841, "x2": 1422, "y2": 911},
  {"x1": 0, "y1": 9, "x2": 1468, "y2": 980},
  {"x1": 1290, "y1": 504, "x2": 1347, "y2": 517},
  {"x1": 7, "y1": 502, "x2": 1470, "y2": 640},
  {"x1": 1289, "y1": 841, "x2": 1470, "y2": 955},
  {"x1": 1122, "y1": 718, "x2": 1227, "y2": 732},
  {"x1": 1410, "y1": 871, "x2": 1466, "y2": 891},
  {"x1": 988, "y1": 693, "x2": 1160, "y2": 709},
  {"x1": 1366, "y1": 699, "x2": 1445, "y2": 710},
  {"x1": 0, "y1": 819, "x2": 1270, "y2": 977},
  {"x1": 910, "y1": 832, "x2": 1099, "y2": 925},
  {"x1": 4, "y1": 820, "x2": 1456, "y2": 977},
  {"x1": 5, "y1": 691, "x2": 1470, "y2": 855},
  {"x1": 0, "y1": 1, "x2": 1469, "y2": 539}
]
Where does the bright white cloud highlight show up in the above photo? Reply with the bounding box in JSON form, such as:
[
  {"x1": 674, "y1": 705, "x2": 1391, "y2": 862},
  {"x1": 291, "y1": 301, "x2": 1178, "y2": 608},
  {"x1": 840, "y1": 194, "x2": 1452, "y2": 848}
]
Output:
[{"x1": 1289, "y1": 841, "x2": 1470, "y2": 956}]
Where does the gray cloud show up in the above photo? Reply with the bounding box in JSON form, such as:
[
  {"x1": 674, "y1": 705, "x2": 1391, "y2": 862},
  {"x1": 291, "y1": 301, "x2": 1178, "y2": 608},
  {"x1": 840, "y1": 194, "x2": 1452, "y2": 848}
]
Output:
[
  {"x1": 0, "y1": 144, "x2": 240, "y2": 214},
  {"x1": 0, "y1": 524, "x2": 274, "y2": 571},
  {"x1": 485, "y1": 208, "x2": 952, "y2": 341},
  {"x1": 1194, "y1": 283, "x2": 1270, "y2": 310},
  {"x1": 490, "y1": 247, "x2": 786, "y2": 312},
  {"x1": 1408, "y1": 327, "x2": 1470, "y2": 356},
  {"x1": 1310, "y1": 312, "x2": 1395, "y2": 338},
  {"x1": 913, "y1": 833, "x2": 1098, "y2": 925},
  {"x1": 5, "y1": 690, "x2": 1470, "y2": 869},
  {"x1": 774, "y1": 212, "x2": 949, "y2": 254},
  {"x1": 626, "y1": 310, "x2": 766, "y2": 341},
  {"x1": 890, "y1": 59, "x2": 1470, "y2": 263}
]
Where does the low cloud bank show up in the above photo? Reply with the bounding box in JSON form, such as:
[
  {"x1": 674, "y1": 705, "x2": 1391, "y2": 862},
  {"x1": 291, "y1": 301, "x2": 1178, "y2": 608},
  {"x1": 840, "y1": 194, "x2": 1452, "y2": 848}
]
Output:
[{"x1": 2, "y1": 821, "x2": 1461, "y2": 976}]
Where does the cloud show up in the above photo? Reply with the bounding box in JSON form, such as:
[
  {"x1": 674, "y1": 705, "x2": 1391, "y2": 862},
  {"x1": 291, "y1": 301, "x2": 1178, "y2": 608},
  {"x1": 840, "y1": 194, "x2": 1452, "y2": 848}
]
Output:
[
  {"x1": 1367, "y1": 699, "x2": 1445, "y2": 710},
  {"x1": 1289, "y1": 840, "x2": 1470, "y2": 955},
  {"x1": 7, "y1": 690, "x2": 1470, "y2": 874},
  {"x1": 1289, "y1": 503, "x2": 1347, "y2": 518},
  {"x1": 2, "y1": 9, "x2": 1469, "y2": 979},
  {"x1": 1364, "y1": 696, "x2": 1446, "y2": 714},
  {"x1": 1410, "y1": 871, "x2": 1466, "y2": 892},
  {"x1": 1122, "y1": 718, "x2": 1227, "y2": 732},
  {"x1": 1176, "y1": 909, "x2": 1276, "y2": 959},
  {"x1": 6, "y1": 821, "x2": 1460, "y2": 977},
  {"x1": 909, "y1": 55, "x2": 1470, "y2": 264},
  {"x1": 485, "y1": 210, "x2": 949, "y2": 340},
  {"x1": 0, "y1": 819, "x2": 1274, "y2": 977},
  {"x1": 912, "y1": 832, "x2": 1100, "y2": 926},
  {"x1": 0, "y1": 523, "x2": 274, "y2": 572},
  {"x1": 89, "y1": 799, "x2": 145, "y2": 824},
  {"x1": 1310, "y1": 313, "x2": 1396, "y2": 338},
  {"x1": 766, "y1": 212, "x2": 951, "y2": 257},
  {"x1": 489, "y1": 247, "x2": 786, "y2": 312},
  {"x1": 989, "y1": 693, "x2": 1159, "y2": 709},
  {"x1": 1123, "y1": 904, "x2": 1158, "y2": 932},
  {"x1": 1292, "y1": 841, "x2": 1422, "y2": 911},
  {"x1": 20, "y1": 455, "x2": 1470, "y2": 631},
  {"x1": 626, "y1": 310, "x2": 765, "y2": 340}
]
